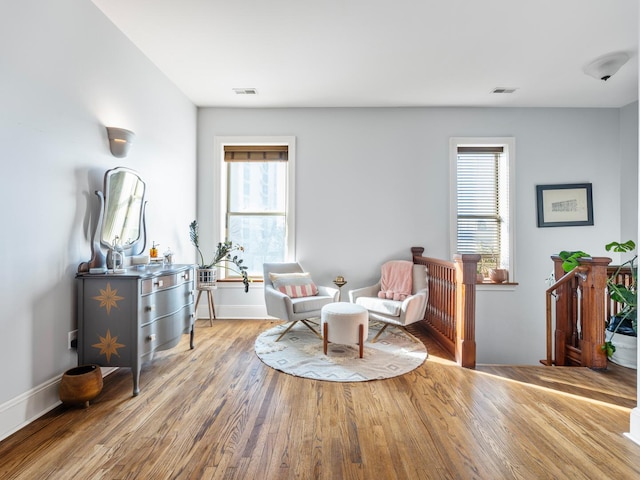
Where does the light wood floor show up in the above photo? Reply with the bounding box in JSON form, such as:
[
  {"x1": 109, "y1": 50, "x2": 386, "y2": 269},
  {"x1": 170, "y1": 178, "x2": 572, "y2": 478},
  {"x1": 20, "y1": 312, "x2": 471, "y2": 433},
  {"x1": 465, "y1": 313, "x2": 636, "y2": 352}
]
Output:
[{"x1": 1, "y1": 319, "x2": 639, "y2": 479}]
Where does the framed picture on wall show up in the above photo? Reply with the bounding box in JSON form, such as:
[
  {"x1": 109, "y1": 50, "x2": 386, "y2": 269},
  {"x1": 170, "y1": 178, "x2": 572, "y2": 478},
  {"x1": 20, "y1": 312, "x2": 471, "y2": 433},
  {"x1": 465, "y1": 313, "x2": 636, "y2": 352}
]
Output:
[{"x1": 536, "y1": 183, "x2": 594, "y2": 227}]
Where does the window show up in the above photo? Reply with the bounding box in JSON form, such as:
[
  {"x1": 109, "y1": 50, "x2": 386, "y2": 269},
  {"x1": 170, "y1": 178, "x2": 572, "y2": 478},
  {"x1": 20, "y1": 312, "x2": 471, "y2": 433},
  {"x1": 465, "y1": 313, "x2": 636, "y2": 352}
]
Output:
[
  {"x1": 450, "y1": 137, "x2": 515, "y2": 280},
  {"x1": 216, "y1": 137, "x2": 296, "y2": 279}
]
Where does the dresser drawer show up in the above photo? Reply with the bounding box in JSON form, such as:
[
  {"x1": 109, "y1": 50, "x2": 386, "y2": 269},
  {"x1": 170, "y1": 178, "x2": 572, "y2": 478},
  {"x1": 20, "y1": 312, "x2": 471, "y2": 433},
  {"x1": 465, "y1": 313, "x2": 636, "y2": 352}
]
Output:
[
  {"x1": 141, "y1": 282, "x2": 193, "y2": 323},
  {"x1": 153, "y1": 305, "x2": 193, "y2": 352},
  {"x1": 141, "y1": 270, "x2": 192, "y2": 295}
]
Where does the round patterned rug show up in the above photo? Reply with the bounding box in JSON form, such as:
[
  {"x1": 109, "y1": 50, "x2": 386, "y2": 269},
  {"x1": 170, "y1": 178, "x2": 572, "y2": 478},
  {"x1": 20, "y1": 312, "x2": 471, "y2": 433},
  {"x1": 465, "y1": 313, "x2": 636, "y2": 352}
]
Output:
[{"x1": 254, "y1": 321, "x2": 428, "y2": 382}]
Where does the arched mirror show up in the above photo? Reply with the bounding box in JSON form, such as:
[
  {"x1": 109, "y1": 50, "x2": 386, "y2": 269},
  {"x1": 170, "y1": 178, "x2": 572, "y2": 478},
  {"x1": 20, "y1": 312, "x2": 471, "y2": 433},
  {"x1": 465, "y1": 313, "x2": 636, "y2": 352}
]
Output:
[
  {"x1": 101, "y1": 167, "x2": 146, "y2": 251},
  {"x1": 78, "y1": 167, "x2": 147, "y2": 273}
]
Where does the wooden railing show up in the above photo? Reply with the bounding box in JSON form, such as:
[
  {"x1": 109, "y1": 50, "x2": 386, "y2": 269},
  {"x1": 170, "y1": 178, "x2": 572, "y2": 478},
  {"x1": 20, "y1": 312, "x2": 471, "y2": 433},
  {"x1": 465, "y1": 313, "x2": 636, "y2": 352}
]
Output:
[
  {"x1": 412, "y1": 247, "x2": 480, "y2": 368},
  {"x1": 546, "y1": 256, "x2": 612, "y2": 369}
]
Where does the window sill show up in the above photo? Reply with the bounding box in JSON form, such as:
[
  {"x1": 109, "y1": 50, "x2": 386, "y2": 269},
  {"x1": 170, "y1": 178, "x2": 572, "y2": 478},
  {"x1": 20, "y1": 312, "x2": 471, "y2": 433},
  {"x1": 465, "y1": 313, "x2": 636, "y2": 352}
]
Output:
[{"x1": 476, "y1": 281, "x2": 518, "y2": 291}]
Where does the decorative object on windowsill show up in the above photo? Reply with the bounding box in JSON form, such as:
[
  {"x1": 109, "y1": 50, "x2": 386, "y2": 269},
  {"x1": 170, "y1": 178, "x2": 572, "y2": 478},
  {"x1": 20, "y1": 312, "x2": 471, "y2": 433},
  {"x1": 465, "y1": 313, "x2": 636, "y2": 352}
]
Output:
[
  {"x1": 558, "y1": 240, "x2": 637, "y2": 368},
  {"x1": 478, "y1": 246, "x2": 503, "y2": 283},
  {"x1": 59, "y1": 364, "x2": 103, "y2": 407},
  {"x1": 488, "y1": 268, "x2": 508, "y2": 284},
  {"x1": 189, "y1": 220, "x2": 249, "y2": 292}
]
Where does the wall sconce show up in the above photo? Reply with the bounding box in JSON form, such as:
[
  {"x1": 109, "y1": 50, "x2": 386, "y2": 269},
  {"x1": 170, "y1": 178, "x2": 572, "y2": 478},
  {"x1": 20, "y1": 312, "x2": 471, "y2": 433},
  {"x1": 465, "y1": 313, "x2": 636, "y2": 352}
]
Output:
[
  {"x1": 106, "y1": 127, "x2": 135, "y2": 158},
  {"x1": 583, "y1": 52, "x2": 630, "y2": 81}
]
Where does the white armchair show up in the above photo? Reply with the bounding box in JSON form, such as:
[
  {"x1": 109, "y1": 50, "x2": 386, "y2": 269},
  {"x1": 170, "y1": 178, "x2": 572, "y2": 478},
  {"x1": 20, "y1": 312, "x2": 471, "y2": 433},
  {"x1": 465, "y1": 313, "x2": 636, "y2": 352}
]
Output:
[
  {"x1": 263, "y1": 262, "x2": 340, "y2": 341},
  {"x1": 349, "y1": 262, "x2": 428, "y2": 342}
]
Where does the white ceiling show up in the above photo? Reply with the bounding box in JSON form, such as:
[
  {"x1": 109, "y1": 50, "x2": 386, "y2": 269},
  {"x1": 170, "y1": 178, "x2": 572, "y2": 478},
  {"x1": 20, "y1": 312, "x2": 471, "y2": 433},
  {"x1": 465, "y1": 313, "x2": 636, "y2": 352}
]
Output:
[{"x1": 92, "y1": 0, "x2": 639, "y2": 108}]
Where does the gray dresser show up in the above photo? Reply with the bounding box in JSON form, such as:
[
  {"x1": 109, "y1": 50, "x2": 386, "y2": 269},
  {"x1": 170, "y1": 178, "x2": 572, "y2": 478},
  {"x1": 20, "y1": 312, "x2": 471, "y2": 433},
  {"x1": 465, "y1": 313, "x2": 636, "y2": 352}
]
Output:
[{"x1": 76, "y1": 264, "x2": 195, "y2": 396}]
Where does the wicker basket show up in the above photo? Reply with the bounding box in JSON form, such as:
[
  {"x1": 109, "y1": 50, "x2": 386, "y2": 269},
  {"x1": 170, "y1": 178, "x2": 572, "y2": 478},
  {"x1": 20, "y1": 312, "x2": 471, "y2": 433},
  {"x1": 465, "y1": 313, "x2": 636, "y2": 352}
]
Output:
[{"x1": 197, "y1": 268, "x2": 217, "y2": 289}]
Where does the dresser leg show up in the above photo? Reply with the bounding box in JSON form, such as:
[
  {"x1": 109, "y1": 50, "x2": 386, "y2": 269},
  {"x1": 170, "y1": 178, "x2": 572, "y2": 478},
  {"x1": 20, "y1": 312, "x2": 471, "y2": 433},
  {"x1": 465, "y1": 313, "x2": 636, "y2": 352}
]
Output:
[
  {"x1": 190, "y1": 324, "x2": 195, "y2": 349},
  {"x1": 132, "y1": 364, "x2": 140, "y2": 396}
]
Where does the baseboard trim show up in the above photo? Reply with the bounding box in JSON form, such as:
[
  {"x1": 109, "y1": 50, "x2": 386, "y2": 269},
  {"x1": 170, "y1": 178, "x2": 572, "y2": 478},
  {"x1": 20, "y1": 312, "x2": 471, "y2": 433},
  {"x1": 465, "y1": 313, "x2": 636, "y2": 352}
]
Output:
[
  {"x1": 196, "y1": 304, "x2": 267, "y2": 319},
  {"x1": 0, "y1": 367, "x2": 118, "y2": 442},
  {"x1": 625, "y1": 407, "x2": 640, "y2": 446},
  {"x1": 0, "y1": 375, "x2": 61, "y2": 442}
]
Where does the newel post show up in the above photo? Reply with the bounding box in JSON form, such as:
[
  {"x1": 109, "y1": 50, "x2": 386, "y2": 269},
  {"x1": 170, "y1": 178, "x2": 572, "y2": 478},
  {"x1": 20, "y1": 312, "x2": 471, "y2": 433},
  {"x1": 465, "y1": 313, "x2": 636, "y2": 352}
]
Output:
[
  {"x1": 551, "y1": 255, "x2": 571, "y2": 366},
  {"x1": 453, "y1": 254, "x2": 480, "y2": 368},
  {"x1": 411, "y1": 246, "x2": 425, "y2": 261},
  {"x1": 579, "y1": 256, "x2": 611, "y2": 370}
]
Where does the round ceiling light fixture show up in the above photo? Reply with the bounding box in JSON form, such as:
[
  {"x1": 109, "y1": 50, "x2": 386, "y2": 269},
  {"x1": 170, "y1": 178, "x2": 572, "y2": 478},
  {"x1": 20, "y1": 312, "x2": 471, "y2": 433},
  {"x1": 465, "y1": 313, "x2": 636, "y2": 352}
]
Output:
[{"x1": 583, "y1": 52, "x2": 630, "y2": 81}]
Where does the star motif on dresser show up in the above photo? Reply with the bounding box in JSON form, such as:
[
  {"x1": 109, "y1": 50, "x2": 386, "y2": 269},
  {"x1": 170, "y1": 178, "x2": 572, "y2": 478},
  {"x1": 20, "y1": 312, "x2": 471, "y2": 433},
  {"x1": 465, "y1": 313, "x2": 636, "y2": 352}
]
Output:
[
  {"x1": 92, "y1": 329, "x2": 125, "y2": 362},
  {"x1": 92, "y1": 282, "x2": 124, "y2": 315}
]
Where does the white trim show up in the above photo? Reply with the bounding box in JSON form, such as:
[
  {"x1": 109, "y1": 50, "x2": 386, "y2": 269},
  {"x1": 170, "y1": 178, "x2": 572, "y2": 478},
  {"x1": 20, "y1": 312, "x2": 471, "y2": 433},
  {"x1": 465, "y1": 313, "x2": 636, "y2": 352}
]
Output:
[
  {"x1": 194, "y1": 282, "x2": 268, "y2": 319},
  {"x1": 213, "y1": 136, "x2": 296, "y2": 266},
  {"x1": 476, "y1": 283, "x2": 518, "y2": 292},
  {"x1": 0, "y1": 367, "x2": 117, "y2": 442},
  {"x1": 626, "y1": 407, "x2": 640, "y2": 446},
  {"x1": 0, "y1": 375, "x2": 61, "y2": 442},
  {"x1": 449, "y1": 137, "x2": 516, "y2": 281}
]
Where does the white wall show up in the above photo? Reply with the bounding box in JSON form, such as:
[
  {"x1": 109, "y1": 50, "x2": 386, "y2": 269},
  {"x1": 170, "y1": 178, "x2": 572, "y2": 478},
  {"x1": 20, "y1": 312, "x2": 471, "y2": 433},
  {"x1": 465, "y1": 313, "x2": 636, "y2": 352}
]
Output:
[
  {"x1": 198, "y1": 105, "x2": 637, "y2": 365},
  {"x1": 0, "y1": 0, "x2": 197, "y2": 440},
  {"x1": 621, "y1": 102, "x2": 639, "y2": 241}
]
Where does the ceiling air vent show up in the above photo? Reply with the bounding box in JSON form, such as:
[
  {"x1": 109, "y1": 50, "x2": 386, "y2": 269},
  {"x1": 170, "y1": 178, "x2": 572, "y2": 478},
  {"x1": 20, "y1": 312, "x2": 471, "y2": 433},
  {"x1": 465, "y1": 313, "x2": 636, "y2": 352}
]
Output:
[
  {"x1": 491, "y1": 87, "x2": 517, "y2": 94},
  {"x1": 233, "y1": 88, "x2": 258, "y2": 95}
]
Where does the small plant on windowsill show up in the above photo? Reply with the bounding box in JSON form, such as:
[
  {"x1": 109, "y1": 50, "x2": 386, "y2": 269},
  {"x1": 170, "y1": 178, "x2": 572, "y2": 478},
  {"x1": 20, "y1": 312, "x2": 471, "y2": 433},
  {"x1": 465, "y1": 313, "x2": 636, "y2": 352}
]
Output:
[
  {"x1": 189, "y1": 220, "x2": 250, "y2": 292},
  {"x1": 482, "y1": 247, "x2": 508, "y2": 283}
]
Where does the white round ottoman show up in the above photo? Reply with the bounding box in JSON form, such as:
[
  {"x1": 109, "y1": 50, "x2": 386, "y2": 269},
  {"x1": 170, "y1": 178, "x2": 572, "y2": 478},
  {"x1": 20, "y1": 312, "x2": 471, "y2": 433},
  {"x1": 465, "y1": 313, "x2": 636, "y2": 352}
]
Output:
[{"x1": 321, "y1": 302, "x2": 369, "y2": 358}]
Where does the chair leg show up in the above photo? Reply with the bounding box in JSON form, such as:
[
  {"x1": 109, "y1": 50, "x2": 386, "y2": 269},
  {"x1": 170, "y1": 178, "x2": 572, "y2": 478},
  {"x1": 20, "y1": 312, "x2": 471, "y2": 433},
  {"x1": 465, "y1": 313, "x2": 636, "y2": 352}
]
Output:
[
  {"x1": 371, "y1": 323, "x2": 419, "y2": 343},
  {"x1": 275, "y1": 318, "x2": 321, "y2": 342},
  {"x1": 359, "y1": 324, "x2": 364, "y2": 358},
  {"x1": 275, "y1": 320, "x2": 299, "y2": 342},
  {"x1": 300, "y1": 319, "x2": 321, "y2": 338},
  {"x1": 371, "y1": 323, "x2": 390, "y2": 343}
]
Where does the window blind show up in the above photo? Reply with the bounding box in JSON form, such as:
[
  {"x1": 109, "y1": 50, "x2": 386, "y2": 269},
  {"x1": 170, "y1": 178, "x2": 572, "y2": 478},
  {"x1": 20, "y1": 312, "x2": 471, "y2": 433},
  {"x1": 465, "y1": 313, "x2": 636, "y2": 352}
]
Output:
[
  {"x1": 224, "y1": 145, "x2": 288, "y2": 161},
  {"x1": 456, "y1": 146, "x2": 503, "y2": 263}
]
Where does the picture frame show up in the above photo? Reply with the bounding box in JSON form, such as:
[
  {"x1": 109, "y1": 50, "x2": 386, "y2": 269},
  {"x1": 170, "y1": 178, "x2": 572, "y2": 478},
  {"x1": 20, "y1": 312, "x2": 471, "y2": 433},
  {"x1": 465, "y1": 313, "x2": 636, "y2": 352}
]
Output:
[{"x1": 536, "y1": 183, "x2": 593, "y2": 227}]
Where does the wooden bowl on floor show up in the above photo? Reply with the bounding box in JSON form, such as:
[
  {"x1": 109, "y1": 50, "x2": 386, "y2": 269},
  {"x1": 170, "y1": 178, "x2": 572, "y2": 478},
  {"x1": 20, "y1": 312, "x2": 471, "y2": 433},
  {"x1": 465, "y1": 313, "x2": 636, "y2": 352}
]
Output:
[{"x1": 59, "y1": 364, "x2": 103, "y2": 407}]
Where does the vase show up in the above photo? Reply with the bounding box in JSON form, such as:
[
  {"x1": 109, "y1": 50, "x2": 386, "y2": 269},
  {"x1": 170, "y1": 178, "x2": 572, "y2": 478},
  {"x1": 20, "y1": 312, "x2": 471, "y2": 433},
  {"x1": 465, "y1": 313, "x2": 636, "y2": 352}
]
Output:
[
  {"x1": 488, "y1": 268, "x2": 508, "y2": 283},
  {"x1": 59, "y1": 364, "x2": 103, "y2": 407}
]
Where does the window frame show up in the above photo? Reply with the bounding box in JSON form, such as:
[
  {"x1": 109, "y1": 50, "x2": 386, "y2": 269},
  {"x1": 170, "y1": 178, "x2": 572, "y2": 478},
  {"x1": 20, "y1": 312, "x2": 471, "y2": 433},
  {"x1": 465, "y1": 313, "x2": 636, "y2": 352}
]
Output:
[
  {"x1": 449, "y1": 137, "x2": 516, "y2": 282},
  {"x1": 214, "y1": 136, "x2": 296, "y2": 281}
]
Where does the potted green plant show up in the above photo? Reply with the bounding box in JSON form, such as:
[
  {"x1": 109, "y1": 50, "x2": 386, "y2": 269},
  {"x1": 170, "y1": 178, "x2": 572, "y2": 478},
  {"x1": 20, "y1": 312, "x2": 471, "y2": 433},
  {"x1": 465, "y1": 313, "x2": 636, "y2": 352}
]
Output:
[
  {"x1": 486, "y1": 248, "x2": 508, "y2": 283},
  {"x1": 189, "y1": 220, "x2": 250, "y2": 292},
  {"x1": 603, "y1": 240, "x2": 637, "y2": 366},
  {"x1": 558, "y1": 241, "x2": 637, "y2": 367}
]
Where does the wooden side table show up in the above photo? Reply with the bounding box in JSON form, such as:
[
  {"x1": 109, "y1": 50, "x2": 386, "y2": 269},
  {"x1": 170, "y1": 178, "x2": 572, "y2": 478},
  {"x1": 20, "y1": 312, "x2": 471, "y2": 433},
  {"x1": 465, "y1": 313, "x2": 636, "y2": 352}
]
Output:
[
  {"x1": 194, "y1": 285, "x2": 216, "y2": 326},
  {"x1": 196, "y1": 268, "x2": 217, "y2": 326}
]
